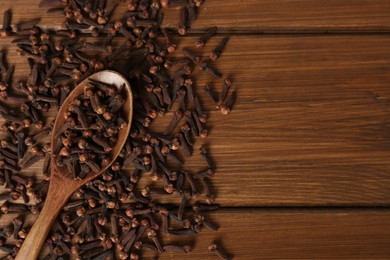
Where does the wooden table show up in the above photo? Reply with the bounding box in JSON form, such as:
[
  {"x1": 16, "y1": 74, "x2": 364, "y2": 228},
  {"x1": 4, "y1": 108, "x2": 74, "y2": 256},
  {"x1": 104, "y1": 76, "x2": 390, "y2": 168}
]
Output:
[{"x1": 1, "y1": 1, "x2": 390, "y2": 259}]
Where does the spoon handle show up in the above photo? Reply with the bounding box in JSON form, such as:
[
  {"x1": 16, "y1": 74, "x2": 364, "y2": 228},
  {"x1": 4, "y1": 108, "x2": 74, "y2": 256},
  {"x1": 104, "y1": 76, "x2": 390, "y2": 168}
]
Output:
[{"x1": 15, "y1": 173, "x2": 74, "y2": 260}]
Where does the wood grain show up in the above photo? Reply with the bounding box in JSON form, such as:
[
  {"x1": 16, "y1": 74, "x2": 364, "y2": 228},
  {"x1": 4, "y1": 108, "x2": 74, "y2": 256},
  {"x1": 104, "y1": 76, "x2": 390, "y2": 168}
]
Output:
[
  {"x1": 1, "y1": 35, "x2": 390, "y2": 206},
  {"x1": 0, "y1": 0, "x2": 390, "y2": 32}
]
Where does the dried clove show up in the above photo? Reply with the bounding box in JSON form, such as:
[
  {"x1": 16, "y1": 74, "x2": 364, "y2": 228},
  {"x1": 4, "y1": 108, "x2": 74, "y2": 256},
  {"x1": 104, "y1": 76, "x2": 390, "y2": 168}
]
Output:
[
  {"x1": 0, "y1": 9, "x2": 12, "y2": 38},
  {"x1": 210, "y1": 36, "x2": 230, "y2": 61},
  {"x1": 196, "y1": 26, "x2": 218, "y2": 48}
]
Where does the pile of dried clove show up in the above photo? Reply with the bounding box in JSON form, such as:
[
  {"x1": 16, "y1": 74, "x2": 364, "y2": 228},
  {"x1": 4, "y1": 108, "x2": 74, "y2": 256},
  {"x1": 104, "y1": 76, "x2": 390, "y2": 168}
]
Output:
[
  {"x1": 55, "y1": 79, "x2": 128, "y2": 179},
  {"x1": 0, "y1": 0, "x2": 235, "y2": 259}
]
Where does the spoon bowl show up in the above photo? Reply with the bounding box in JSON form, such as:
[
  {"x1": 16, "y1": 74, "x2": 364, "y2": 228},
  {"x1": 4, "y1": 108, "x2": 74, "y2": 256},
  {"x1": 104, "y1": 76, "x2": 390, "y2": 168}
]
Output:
[{"x1": 16, "y1": 70, "x2": 133, "y2": 260}]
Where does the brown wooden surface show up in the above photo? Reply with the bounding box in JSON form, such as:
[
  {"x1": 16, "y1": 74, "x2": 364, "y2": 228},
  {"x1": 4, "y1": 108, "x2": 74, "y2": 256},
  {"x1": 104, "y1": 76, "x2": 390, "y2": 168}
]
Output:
[
  {"x1": 1, "y1": 0, "x2": 390, "y2": 32},
  {"x1": 1, "y1": 0, "x2": 390, "y2": 259}
]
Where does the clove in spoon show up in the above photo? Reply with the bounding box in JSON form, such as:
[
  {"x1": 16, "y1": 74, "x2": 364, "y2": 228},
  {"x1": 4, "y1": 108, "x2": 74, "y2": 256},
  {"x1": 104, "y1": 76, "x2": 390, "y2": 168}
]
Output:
[{"x1": 16, "y1": 70, "x2": 133, "y2": 260}]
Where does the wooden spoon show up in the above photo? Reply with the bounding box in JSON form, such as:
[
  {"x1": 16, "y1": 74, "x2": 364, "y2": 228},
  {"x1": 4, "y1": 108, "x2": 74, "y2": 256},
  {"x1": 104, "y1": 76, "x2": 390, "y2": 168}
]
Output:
[{"x1": 16, "y1": 70, "x2": 133, "y2": 260}]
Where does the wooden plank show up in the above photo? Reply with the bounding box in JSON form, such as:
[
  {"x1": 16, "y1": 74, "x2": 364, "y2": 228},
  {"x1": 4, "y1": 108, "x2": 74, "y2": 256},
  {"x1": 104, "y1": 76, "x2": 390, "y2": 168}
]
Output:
[
  {"x1": 177, "y1": 0, "x2": 390, "y2": 33},
  {"x1": 1, "y1": 35, "x2": 390, "y2": 206},
  {"x1": 154, "y1": 209, "x2": 390, "y2": 259},
  {"x1": 2, "y1": 209, "x2": 389, "y2": 259},
  {"x1": 0, "y1": 0, "x2": 390, "y2": 32}
]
